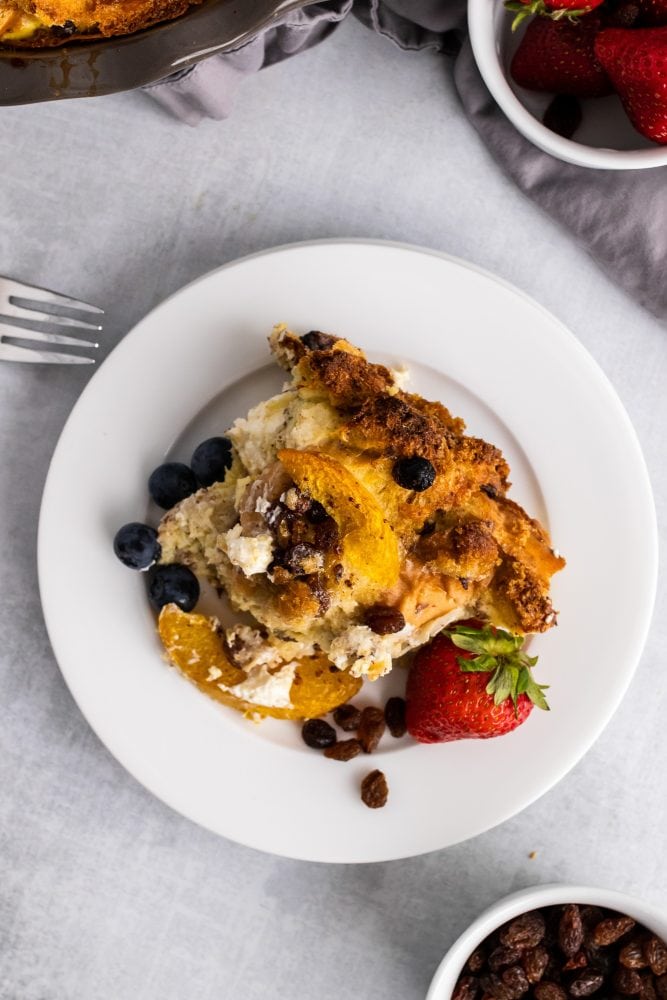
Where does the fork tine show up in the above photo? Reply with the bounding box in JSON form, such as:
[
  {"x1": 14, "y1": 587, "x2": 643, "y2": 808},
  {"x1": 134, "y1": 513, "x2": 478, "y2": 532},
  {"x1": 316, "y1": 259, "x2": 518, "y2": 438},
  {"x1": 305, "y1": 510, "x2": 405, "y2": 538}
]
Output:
[
  {"x1": 0, "y1": 321, "x2": 98, "y2": 349},
  {"x1": 0, "y1": 276, "x2": 104, "y2": 315},
  {"x1": 0, "y1": 341, "x2": 95, "y2": 365},
  {"x1": 1, "y1": 301, "x2": 103, "y2": 331}
]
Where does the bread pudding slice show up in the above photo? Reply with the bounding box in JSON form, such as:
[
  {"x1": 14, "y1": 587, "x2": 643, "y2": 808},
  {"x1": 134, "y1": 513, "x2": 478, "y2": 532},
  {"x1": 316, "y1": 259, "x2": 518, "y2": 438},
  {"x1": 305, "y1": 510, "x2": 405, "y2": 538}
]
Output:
[
  {"x1": 159, "y1": 325, "x2": 565, "y2": 681},
  {"x1": 0, "y1": 0, "x2": 205, "y2": 45}
]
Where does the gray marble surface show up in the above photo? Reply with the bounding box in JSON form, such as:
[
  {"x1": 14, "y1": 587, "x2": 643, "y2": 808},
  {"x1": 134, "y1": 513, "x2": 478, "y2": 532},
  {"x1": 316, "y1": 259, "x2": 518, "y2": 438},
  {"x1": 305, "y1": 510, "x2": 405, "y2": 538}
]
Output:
[{"x1": 1, "y1": 16, "x2": 665, "y2": 1000}]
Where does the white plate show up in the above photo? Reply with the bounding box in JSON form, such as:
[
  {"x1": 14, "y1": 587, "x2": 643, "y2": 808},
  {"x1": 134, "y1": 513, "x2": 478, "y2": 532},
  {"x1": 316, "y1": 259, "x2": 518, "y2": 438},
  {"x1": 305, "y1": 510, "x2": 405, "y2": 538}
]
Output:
[{"x1": 38, "y1": 240, "x2": 657, "y2": 863}]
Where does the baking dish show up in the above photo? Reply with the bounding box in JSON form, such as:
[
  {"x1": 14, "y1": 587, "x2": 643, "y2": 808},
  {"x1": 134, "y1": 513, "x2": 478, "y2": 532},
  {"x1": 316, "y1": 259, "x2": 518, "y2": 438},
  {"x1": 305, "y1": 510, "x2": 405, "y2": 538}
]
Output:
[{"x1": 0, "y1": 0, "x2": 310, "y2": 106}]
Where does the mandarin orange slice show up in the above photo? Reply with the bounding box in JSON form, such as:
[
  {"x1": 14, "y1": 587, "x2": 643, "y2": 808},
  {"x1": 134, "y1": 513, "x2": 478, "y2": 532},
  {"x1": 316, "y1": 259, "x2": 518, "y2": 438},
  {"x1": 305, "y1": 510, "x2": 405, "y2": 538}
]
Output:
[
  {"x1": 277, "y1": 448, "x2": 400, "y2": 589},
  {"x1": 158, "y1": 604, "x2": 361, "y2": 720}
]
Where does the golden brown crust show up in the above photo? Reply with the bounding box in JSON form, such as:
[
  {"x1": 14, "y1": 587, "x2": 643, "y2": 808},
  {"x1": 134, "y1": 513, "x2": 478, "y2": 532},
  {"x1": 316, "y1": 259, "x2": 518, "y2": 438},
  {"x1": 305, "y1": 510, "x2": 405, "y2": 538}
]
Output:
[{"x1": 1, "y1": 0, "x2": 205, "y2": 44}]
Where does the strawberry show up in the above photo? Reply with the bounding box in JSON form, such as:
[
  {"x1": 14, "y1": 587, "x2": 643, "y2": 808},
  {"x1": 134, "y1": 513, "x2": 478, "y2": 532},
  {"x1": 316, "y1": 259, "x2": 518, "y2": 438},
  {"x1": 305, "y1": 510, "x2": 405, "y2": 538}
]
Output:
[
  {"x1": 505, "y1": 0, "x2": 604, "y2": 33},
  {"x1": 634, "y1": 0, "x2": 667, "y2": 26},
  {"x1": 510, "y1": 15, "x2": 613, "y2": 97},
  {"x1": 406, "y1": 624, "x2": 549, "y2": 744},
  {"x1": 595, "y1": 28, "x2": 667, "y2": 142}
]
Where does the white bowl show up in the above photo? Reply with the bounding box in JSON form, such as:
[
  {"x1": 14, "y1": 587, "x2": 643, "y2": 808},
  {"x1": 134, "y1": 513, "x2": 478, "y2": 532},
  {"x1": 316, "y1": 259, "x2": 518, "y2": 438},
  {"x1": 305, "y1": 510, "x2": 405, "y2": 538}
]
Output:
[
  {"x1": 467, "y1": 0, "x2": 667, "y2": 169},
  {"x1": 427, "y1": 884, "x2": 667, "y2": 1000}
]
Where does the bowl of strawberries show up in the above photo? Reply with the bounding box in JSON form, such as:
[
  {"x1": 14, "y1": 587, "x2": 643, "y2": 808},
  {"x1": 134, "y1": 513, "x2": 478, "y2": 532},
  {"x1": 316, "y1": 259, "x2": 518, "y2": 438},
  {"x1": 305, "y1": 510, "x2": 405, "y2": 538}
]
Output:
[{"x1": 468, "y1": 0, "x2": 667, "y2": 167}]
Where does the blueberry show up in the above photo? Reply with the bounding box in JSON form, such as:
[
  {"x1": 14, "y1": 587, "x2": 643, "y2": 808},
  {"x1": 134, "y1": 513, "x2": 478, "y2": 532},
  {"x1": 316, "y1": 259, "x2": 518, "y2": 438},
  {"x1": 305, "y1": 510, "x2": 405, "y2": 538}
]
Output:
[
  {"x1": 392, "y1": 456, "x2": 436, "y2": 492},
  {"x1": 113, "y1": 522, "x2": 161, "y2": 570},
  {"x1": 148, "y1": 462, "x2": 198, "y2": 509},
  {"x1": 190, "y1": 437, "x2": 233, "y2": 488},
  {"x1": 148, "y1": 564, "x2": 199, "y2": 612}
]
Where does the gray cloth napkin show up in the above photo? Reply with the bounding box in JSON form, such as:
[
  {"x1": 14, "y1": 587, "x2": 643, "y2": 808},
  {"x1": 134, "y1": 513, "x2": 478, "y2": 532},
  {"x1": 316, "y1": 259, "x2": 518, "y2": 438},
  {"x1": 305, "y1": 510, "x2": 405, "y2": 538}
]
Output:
[{"x1": 145, "y1": 0, "x2": 667, "y2": 321}]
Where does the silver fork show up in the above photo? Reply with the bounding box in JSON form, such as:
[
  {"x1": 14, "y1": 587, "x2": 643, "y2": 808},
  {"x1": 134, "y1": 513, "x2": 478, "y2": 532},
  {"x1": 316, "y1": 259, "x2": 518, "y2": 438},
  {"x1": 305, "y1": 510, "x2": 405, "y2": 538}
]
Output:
[{"x1": 0, "y1": 275, "x2": 103, "y2": 365}]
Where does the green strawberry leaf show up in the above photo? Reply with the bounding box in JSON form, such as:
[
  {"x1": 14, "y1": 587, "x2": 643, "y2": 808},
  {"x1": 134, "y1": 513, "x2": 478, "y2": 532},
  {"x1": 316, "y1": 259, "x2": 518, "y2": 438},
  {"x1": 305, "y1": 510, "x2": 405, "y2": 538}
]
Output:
[
  {"x1": 458, "y1": 653, "x2": 497, "y2": 673},
  {"x1": 445, "y1": 623, "x2": 550, "y2": 712}
]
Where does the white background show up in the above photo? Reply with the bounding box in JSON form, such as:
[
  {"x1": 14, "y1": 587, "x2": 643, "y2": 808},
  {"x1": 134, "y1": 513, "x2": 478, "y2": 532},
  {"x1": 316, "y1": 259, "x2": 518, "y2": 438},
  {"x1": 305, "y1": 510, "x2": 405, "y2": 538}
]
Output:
[{"x1": 0, "y1": 15, "x2": 665, "y2": 1000}]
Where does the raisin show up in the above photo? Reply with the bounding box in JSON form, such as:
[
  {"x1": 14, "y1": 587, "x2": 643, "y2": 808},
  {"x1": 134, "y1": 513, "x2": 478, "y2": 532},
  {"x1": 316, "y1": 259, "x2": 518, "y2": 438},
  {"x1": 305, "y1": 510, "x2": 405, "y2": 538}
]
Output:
[
  {"x1": 534, "y1": 981, "x2": 568, "y2": 1000},
  {"x1": 384, "y1": 696, "x2": 407, "y2": 738},
  {"x1": 644, "y1": 940, "x2": 667, "y2": 977},
  {"x1": 501, "y1": 966, "x2": 529, "y2": 998},
  {"x1": 569, "y1": 973, "x2": 605, "y2": 997},
  {"x1": 657, "y1": 977, "x2": 667, "y2": 1000},
  {"x1": 501, "y1": 912, "x2": 546, "y2": 950},
  {"x1": 564, "y1": 953, "x2": 589, "y2": 972},
  {"x1": 363, "y1": 605, "x2": 406, "y2": 635},
  {"x1": 324, "y1": 738, "x2": 362, "y2": 761},
  {"x1": 489, "y1": 947, "x2": 523, "y2": 972},
  {"x1": 392, "y1": 456, "x2": 436, "y2": 492},
  {"x1": 358, "y1": 707, "x2": 386, "y2": 753},
  {"x1": 560, "y1": 906, "x2": 585, "y2": 958},
  {"x1": 621, "y1": 943, "x2": 649, "y2": 970},
  {"x1": 284, "y1": 543, "x2": 324, "y2": 576},
  {"x1": 467, "y1": 949, "x2": 487, "y2": 974},
  {"x1": 592, "y1": 918, "x2": 636, "y2": 947},
  {"x1": 300, "y1": 330, "x2": 337, "y2": 351},
  {"x1": 301, "y1": 719, "x2": 336, "y2": 749},
  {"x1": 333, "y1": 703, "x2": 361, "y2": 731},
  {"x1": 307, "y1": 500, "x2": 329, "y2": 524},
  {"x1": 523, "y1": 946, "x2": 550, "y2": 983},
  {"x1": 312, "y1": 517, "x2": 338, "y2": 553},
  {"x1": 641, "y1": 977, "x2": 658, "y2": 1000},
  {"x1": 480, "y1": 483, "x2": 498, "y2": 499},
  {"x1": 453, "y1": 977, "x2": 481, "y2": 1000},
  {"x1": 481, "y1": 974, "x2": 515, "y2": 1000},
  {"x1": 615, "y1": 970, "x2": 644, "y2": 995},
  {"x1": 360, "y1": 769, "x2": 388, "y2": 808}
]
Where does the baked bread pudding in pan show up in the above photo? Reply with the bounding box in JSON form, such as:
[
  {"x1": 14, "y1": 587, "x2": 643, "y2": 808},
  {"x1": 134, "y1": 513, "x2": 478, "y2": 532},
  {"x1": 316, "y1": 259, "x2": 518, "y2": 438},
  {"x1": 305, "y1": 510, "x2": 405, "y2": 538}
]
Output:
[
  {"x1": 0, "y1": 0, "x2": 206, "y2": 45},
  {"x1": 158, "y1": 326, "x2": 565, "y2": 689}
]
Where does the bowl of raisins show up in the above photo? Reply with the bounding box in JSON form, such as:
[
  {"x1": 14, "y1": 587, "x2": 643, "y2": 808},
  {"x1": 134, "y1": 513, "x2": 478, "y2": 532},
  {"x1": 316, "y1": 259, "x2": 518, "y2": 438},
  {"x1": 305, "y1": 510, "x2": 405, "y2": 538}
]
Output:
[{"x1": 427, "y1": 886, "x2": 667, "y2": 1000}]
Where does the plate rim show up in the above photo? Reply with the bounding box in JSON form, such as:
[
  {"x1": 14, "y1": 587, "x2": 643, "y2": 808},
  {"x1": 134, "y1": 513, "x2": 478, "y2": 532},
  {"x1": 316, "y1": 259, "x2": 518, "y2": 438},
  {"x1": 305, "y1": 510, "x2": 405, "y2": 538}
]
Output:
[{"x1": 37, "y1": 239, "x2": 659, "y2": 862}]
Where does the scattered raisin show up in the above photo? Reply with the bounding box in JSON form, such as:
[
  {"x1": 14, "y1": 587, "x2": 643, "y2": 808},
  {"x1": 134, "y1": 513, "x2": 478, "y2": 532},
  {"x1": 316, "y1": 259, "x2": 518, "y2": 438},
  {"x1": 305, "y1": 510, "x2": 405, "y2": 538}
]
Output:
[
  {"x1": 324, "y1": 738, "x2": 362, "y2": 761},
  {"x1": 569, "y1": 972, "x2": 605, "y2": 997},
  {"x1": 358, "y1": 706, "x2": 386, "y2": 753},
  {"x1": 313, "y1": 516, "x2": 340, "y2": 551},
  {"x1": 301, "y1": 719, "x2": 336, "y2": 749},
  {"x1": 363, "y1": 605, "x2": 406, "y2": 635},
  {"x1": 333, "y1": 703, "x2": 361, "y2": 731},
  {"x1": 592, "y1": 918, "x2": 636, "y2": 946},
  {"x1": 384, "y1": 696, "x2": 407, "y2": 738},
  {"x1": 501, "y1": 912, "x2": 546, "y2": 950},
  {"x1": 645, "y1": 940, "x2": 667, "y2": 977},
  {"x1": 360, "y1": 769, "x2": 388, "y2": 808},
  {"x1": 560, "y1": 906, "x2": 585, "y2": 958}
]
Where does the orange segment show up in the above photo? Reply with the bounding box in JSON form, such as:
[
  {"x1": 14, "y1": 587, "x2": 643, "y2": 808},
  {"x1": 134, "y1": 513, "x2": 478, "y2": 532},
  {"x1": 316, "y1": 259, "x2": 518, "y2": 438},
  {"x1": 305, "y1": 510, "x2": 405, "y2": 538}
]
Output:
[
  {"x1": 158, "y1": 604, "x2": 361, "y2": 720},
  {"x1": 277, "y1": 448, "x2": 400, "y2": 589}
]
